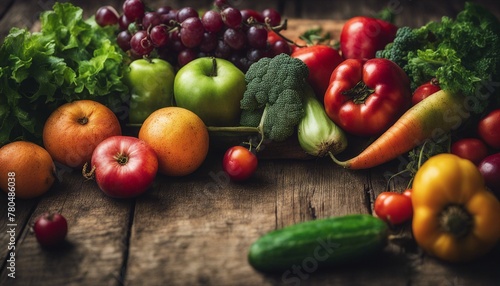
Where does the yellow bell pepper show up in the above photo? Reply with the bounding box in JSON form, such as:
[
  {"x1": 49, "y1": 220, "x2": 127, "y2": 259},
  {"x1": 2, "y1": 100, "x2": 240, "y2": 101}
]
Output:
[{"x1": 412, "y1": 153, "x2": 500, "y2": 262}]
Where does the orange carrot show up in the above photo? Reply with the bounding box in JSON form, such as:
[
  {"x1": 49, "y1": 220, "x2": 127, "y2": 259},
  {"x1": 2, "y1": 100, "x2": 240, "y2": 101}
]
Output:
[{"x1": 331, "y1": 90, "x2": 470, "y2": 169}]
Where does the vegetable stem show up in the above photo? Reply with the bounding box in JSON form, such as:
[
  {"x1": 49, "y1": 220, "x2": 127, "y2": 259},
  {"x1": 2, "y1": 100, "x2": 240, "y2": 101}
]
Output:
[
  {"x1": 206, "y1": 105, "x2": 271, "y2": 152},
  {"x1": 78, "y1": 117, "x2": 89, "y2": 125},
  {"x1": 210, "y1": 57, "x2": 218, "y2": 77},
  {"x1": 206, "y1": 126, "x2": 260, "y2": 133},
  {"x1": 341, "y1": 81, "x2": 375, "y2": 104},
  {"x1": 114, "y1": 153, "x2": 129, "y2": 166},
  {"x1": 82, "y1": 162, "x2": 96, "y2": 180},
  {"x1": 439, "y1": 204, "x2": 473, "y2": 238}
]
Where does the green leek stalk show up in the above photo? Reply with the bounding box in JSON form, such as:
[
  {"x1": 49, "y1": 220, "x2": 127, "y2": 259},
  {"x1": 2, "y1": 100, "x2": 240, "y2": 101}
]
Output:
[{"x1": 297, "y1": 86, "x2": 348, "y2": 157}]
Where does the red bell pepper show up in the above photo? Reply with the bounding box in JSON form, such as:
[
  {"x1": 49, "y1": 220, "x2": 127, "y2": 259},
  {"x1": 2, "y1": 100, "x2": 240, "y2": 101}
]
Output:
[
  {"x1": 340, "y1": 16, "x2": 397, "y2": 60},
  {"x1": 324, "y1": 58, "x2": 411, "y2": 137}
]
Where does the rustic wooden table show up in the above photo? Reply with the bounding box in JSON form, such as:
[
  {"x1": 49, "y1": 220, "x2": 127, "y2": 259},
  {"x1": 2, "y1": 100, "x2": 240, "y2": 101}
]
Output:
[{"x1": 1, "y1": 0, "x2": 499, "y2": 285}]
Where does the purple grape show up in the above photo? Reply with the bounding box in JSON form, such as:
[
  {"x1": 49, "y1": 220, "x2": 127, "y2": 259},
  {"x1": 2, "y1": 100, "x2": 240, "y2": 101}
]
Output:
[
  {"x1": 150, "y1": 25, "x2": 170, "y2": 47},
  {"x1": 118, "y1": 14, "x2": 134, "y2": 31},
  {"x1": 247, "y1": 26, "x2": 268, "y2": 49},
  {"x1": 177, "y1": 7, "x2": 199, "y2": 23},
  {"x1": 272, "y1": 40, "x2": 291, "y2": 56},
  {"x1": 240, "y1": 9, "x2": 265, "y2": 24},
  {"x1": 180, "y1": 17, "x2": 205, "y2": 48},
  {"x1": 224, "y1": 28, "x2": 246, "y2": 50},
  {"x1": 157, "y1": 6, "x2": 172, "y2": 14},
  {"x1": 142, "y1": 12, "x2": 162, "y2": 30},
  {"x1": 199, "y1": 32, "x2": 218, "y2": 53},
  {"x1": 123, "y1": 0, "x2": 145, "y2": 22},
  {"x1": 168, "y1": 30, "x2": 185, "y2": 52},
  {"x1": 116, "y1": 30, "x2": 132, "y2": 51},
  {"x1": 160, "y1": 10, "x2": 178, "y2": 26},
  {"x1": 215, "y1": 40, "x2": 232, "y2": 59},
  {"x1": 262, "y1": 8, "x2": 281, "y2": 26},
  {"x1": 95, "y1": 6, "x2": 119, "y2": 27},
  {"x1": 202, "y1": 10, "x2": 224, "y2": 33},
  {"x1": 130, "y1": 30, "x2": 154, "y2": 56},
  {"x1": 221, "y1": 7, "x2": 242, "y2": 29},
  {"x1": 178, "y1": 49, "x2": 197, "y2": 67}
]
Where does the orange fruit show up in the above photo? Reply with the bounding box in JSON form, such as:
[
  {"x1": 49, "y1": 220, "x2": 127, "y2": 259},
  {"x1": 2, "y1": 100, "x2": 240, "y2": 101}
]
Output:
[
  {"x1": 138, "y1": 107, "x2": 209, "y2": 176},
  {"x1": 0, "y1": 141, "x2": 56, "y2": 199}
]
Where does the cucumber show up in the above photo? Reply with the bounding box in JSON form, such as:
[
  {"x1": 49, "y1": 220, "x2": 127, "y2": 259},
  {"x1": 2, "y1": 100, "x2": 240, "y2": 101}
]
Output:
[{"x1": 248, "y1": 214, "x2": 388, "y2": 273}]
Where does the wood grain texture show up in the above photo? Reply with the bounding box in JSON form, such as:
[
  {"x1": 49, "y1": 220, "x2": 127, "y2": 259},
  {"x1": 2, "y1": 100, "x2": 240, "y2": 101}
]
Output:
[
  {"x1": 0, "y1": 172, "x2": 133, "y2": 285},
  {"x1": 123, "y1": 155, "x2": 395, "y2": 286}
]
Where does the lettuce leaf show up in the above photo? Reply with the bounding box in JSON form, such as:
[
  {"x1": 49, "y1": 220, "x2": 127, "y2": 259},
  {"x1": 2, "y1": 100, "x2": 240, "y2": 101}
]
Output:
[{"x1": 0, "y1": 2, "x2": 128, "y2": 146}]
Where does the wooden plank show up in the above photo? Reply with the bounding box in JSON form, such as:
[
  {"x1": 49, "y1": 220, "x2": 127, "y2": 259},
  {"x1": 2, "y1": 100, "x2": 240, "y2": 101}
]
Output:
[
  {"x1": 0, "y1": 0, "x2": 42, "y2": 39},
  {"x1": 124, "y1": 152, "x2": 413, "y2": 285},
  {"x1": 280, "y1": 18, "x2": 345, "y2": 44},
  {"x1": 0, "y1": 171, "x2": 132, "y2": 285},
  {"x1": 0, "y1": 0, "x2": 15, "y2": 20},
  {"x1": 125, "y1": 152, "x2": 276, "y2": 285}
]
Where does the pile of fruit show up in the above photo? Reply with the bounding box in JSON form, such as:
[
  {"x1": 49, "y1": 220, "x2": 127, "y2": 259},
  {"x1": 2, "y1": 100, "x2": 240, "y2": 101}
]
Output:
[
  {"x1": 1, "y1": 0, "x2": 500, "y2": 271},
  {"x1": 96, "y1": 0, "x2": 293, "y2": 70}
]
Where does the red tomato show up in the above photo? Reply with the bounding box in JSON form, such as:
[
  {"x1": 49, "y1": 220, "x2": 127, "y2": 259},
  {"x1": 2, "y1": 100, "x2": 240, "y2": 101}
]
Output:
[
  {"x1": 222, "y1": 146, "x2": 258, "y2": 181},
  {"x1": 450, "y1": 138, "x2": 489, "y2": 165},
  {"x1": 340, "y1": 16, "x2": 397, "y2": 60},
  {"x1": 324, "y1": 58, "x2": 412, "y2": 137},
  {"x1": 411, "y1": 79, "x2": 441, "y2": 105},
  {"x1": 478, "y1": 109, "x2": 500, "y2": 149},
  {"x1": 291, "y1": 45, "x2": 343, "y2": 99},
  {"x1": 33, "y1": 213, "x2": 68, "y2": 248},
  {"x1": 88, "y1": 136, "x2": 158, "y2": 198},
  {"x1": 267, "y1": 30, "x2": 281, "y2": 45},
  {"x1": 374, "y1": 191, "x2": 413, "y2": 225}
]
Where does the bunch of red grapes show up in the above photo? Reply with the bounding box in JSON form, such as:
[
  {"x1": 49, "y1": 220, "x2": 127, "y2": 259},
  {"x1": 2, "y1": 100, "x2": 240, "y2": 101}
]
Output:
[{"x1": 95, "y1": 0, "x2": 292, "y2": 71}]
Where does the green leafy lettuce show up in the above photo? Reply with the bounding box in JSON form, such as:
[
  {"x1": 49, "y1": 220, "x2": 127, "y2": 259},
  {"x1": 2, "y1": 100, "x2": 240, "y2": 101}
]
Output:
[{"x1": 0, "y1": 2, "x2": 128, "y2": 146}]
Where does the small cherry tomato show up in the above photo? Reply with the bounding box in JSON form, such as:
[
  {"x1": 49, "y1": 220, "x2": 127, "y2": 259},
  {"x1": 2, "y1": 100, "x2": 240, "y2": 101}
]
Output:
[
  {"x1": 411, "y1": 79, "x2": 440, "y2": 105},
  {"x1": 33, "y1": 213, "x2": 68, "y2": 248},
  {"x1": 222, "y1": 146, "x2": 258, "y2": 181},
  {"x1": 450, "y1": 138, "x2": 489, "y2": 165},
  {"x1": 478, "y1": 109, "x2": 500, "y2": 149},
  {"x1": 374, "y1": 191, "x2": 413, "y2": 225}
]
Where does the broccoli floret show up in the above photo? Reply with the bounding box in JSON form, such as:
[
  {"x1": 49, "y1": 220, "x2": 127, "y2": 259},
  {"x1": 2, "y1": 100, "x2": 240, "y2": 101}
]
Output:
[
  {"x1": 376, "y1": 26, "x2": 429, "y2": 68},
  {"x1": 376, "y1": 26, "x2": 434, "y2": 89},
  {"x1": 240, "y1": 53, "x2": 309, "y2": 142}
]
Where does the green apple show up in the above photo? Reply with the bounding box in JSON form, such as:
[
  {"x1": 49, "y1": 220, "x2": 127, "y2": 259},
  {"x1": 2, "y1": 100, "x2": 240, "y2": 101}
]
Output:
[
  {"x1": 174, "y1": 57, "x2": 246, "y2": 126},
  {"x1": 125, "y1": 58, "x2": 175, "y2": 124}
]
